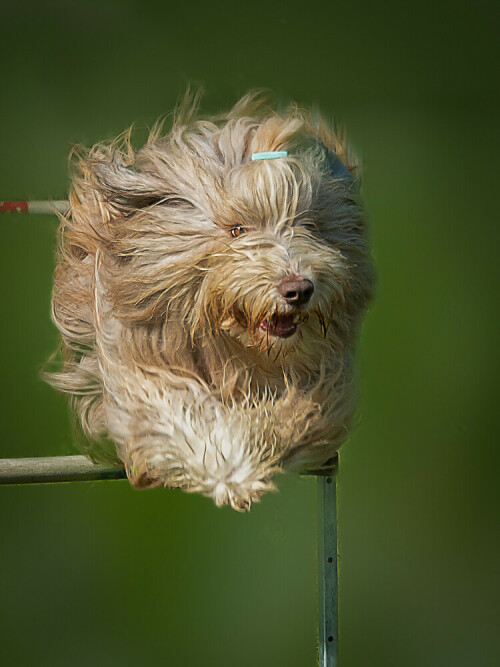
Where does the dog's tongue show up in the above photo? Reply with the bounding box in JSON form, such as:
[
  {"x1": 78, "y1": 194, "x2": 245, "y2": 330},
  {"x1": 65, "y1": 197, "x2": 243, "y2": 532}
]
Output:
[{"x1": 260, "y1": 313, "x2": 297, "y2": 338}]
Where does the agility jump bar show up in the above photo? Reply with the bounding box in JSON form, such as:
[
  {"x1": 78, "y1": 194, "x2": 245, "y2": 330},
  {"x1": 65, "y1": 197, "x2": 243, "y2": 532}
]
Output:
[{"x1": 0, "y1": 200, "x2": 69, "y2": 215}]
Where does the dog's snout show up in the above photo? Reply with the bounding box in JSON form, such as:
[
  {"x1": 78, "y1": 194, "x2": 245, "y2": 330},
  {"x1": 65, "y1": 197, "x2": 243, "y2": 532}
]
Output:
[{"x1": 278, "y1": 277, "x2": 314, "y2": 306}]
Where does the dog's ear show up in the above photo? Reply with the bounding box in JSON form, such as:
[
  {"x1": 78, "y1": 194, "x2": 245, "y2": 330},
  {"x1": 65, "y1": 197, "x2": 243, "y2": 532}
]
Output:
[
  {"x1": 324, "y1": 146, "x2": 353, "y2": 182},
  {"x1": 90, "y1": 153, "x2": 166, "y2": 212},
  {"x1": 70, "y1": 146, "x2": 169, "y2": 227},
  {"x1": 302, "y1": 136, "x2": 353, "y2": 183}
]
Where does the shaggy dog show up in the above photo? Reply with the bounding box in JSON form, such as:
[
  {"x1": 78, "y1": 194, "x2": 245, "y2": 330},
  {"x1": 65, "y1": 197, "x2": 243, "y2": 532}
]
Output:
[{"x1": 46, "y1": 92, "x2": 373, "y2": 510}]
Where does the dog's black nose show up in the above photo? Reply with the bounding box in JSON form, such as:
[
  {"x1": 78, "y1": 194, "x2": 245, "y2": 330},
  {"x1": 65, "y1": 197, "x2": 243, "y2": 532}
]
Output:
[{"x1": 278, "y1": 277, "x2": 314, "y2": 306}]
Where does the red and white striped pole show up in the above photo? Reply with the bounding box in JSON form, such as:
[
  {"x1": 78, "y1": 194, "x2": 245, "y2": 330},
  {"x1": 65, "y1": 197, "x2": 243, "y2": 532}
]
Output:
[{"x1": 0, "y1": 200, "x2": 69, "y2": 215}]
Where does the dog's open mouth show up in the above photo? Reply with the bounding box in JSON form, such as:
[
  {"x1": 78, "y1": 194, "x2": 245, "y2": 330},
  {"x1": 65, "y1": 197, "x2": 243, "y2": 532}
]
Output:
[{"x1": 259, "y1": 313, "x2": 300, "y2": 338}]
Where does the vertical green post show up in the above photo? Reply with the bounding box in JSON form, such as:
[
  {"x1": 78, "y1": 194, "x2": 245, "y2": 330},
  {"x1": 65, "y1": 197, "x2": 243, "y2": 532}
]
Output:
[{"x1": 318, "y1": 473, "x2": 338, "y2": 666}]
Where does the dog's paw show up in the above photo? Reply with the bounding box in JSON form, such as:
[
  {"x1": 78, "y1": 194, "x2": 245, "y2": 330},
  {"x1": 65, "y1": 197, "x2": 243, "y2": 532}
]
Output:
[
  {"x1": 125, "y1": 460, "x2": 163, "y2": 489},
  {"x1": 212, "y1": 479, "x2": 275, "y2": 512}
]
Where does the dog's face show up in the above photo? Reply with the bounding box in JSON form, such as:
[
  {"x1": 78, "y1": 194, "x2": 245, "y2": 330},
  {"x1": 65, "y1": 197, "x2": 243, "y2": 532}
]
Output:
[
  {"x1": 202, "y1": 213, "x2": 352, "y2": 360},
  {"x1": 77, "y1": 100, "x2": 371, "y2": 368}
]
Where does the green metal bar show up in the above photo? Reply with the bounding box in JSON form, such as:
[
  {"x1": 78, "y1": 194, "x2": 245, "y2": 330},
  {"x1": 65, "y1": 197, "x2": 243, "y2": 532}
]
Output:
[
  {"x1": 0, "y1": 454, "x2": 340, "y2": 666},
  {"x1": 0, "y1": 455, "x2": 125, "y2": 485}
]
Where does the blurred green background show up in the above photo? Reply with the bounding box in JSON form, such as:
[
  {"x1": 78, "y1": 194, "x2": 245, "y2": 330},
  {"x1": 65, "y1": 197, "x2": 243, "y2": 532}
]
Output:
[{"x1": 1, "y1": 1, "x2": 498, "y2": 665}]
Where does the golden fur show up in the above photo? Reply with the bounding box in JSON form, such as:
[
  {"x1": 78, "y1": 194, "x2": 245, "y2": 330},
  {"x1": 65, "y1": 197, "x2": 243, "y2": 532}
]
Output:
[{"x1": 45, "y1": 91, "x2": 373, "y2": 510}]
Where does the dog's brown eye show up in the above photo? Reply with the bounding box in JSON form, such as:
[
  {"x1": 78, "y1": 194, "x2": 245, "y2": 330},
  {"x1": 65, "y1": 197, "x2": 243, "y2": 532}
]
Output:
[{"x1": 230, "y1": 226, "x2": 246, "y2": 238}]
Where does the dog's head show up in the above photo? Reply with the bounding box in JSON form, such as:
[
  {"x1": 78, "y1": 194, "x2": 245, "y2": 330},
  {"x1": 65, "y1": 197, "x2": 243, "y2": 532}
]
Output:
[{"x1": 69, "y1": 92, "x2": 372, "y2": 366}]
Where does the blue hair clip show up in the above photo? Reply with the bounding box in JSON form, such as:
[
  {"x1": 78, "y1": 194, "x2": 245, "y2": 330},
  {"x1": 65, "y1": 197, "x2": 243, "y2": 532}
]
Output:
[
  {"x1": 251, "y1": 146, "x2": 351, "y2": 181},
  {"x1": 251, "y1": 151, "x2": 289, "y2": 161}
]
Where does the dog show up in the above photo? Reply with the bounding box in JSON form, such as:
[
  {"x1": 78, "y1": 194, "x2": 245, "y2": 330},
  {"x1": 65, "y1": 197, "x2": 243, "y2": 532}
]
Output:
[{"x1": 46, "y1": 91, "x2": 373, "y2": 510}]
